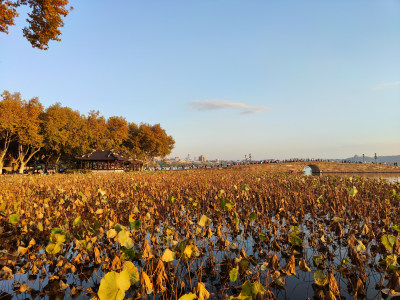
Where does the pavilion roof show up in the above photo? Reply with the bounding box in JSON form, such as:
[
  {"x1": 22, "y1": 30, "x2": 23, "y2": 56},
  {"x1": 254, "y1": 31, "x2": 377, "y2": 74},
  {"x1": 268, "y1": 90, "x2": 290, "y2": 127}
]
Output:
[{"x1": 76, "y1": 150, "x2": 131, "y2": 161}]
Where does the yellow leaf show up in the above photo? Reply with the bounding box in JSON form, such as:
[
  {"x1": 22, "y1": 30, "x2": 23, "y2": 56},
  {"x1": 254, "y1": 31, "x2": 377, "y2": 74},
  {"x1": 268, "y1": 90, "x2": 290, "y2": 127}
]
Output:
[
  {"x1": 198, "y1": 215, "x2": 211, "y2": 227},
  {"x1": 183, "y1": 244, "x2": 199, "y2": 259},
  {"x1": 117, "y1": 230, "x2": 134, "y2": 249},
  {"x1": 179, "y1": 293, "x2": 197, "y2": 300},
  {"x1": 46, "y1": 243, "x2": 61, "y2": 255},
  {"x1": 98, "y1": 270, "x2": 131, "y2": 300},
  {"x1": 17, "y1": 246, "x2": 28, "y2": 256},
  {"x1": 196, "y1": 282, "x2": 210, "y2": 300},
  {"x1": 106, "y1": 229, "x2": 117, "y2": 239},
  {"x1": 161, "y1": 249, "x2": 176, "y2": 262},
  {"x1": 122, "y1": 261, "x2": 139, "y2": 284}
]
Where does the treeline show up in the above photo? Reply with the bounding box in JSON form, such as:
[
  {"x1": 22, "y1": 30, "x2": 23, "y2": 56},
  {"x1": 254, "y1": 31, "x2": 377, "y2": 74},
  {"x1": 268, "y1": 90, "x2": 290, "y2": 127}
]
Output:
[{"x1": 0, "y1": 91, "x2": 175, "y2": 174}]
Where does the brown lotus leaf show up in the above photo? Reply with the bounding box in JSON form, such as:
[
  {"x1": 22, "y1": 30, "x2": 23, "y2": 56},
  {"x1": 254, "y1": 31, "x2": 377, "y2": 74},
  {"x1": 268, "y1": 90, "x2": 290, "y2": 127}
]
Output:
[
  {"x1": 281, "y1": 254, "x2": 296, "y2": 276},
  {"x1": 111, "y1": 255, "x2": 121, "y2": 270},
  {"x1": 388, "y1": 272, "x2": 400, "y2": 292},
  {"x1": 325, "y1": 290, "x2": 336, "y2": 300},
  {"x1": 142, "y1": 240, "x2": 154, "y2": 260},
  {"x1": 0, "y1": 266, "x2": 13, "y2": 280},
  {"x1": 328, "y1": 273, "x2": 340, "y2": 296},
  {"x1": 270, "y1": 254, "x2": 280, "y2": 270}
]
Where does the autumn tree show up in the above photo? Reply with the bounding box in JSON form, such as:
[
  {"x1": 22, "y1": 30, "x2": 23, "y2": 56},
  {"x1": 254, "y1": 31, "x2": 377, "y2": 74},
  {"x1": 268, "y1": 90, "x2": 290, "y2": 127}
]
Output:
[
  {"x1": 15, "y1": 97, "x2": 43, "y2": 173},
  {"x1": 83, "y1": 110, "x2": 108, "y2": 151},
  {"x1": 105, "y1": 116, "x2": 129, "y2": 151},
  {"x1": 124, "y1": 123, "x2": 175, "y2": 169},
  {"x1": 40, "y1": 103, "x2": 85, "y2": 168},
  {"x1": 0, "y1": 0, "x2": 71, "y2": 50},
  {"x1": 0, "y1": 91, "x2": 22, "y2": 173}
]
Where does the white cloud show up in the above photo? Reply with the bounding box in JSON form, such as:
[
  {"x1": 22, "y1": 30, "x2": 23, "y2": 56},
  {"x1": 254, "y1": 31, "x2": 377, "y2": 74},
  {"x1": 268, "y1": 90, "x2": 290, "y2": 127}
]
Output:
[
  {"x1": 189, "y1": 99, "x2": 269, "y2": 114},
  {"x1": 373, "y1": 81, "x2": 400, "y2": 90}
]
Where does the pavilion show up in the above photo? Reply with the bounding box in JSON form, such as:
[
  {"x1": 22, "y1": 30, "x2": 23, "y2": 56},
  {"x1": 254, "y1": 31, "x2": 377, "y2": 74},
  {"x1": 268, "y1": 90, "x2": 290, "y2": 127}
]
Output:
[{"x1": 76, "y1": 150, "x2": 142, "y2": 171}]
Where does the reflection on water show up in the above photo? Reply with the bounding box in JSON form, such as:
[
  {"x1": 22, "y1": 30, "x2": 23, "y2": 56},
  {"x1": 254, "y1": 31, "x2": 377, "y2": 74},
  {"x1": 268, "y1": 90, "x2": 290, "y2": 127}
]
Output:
[
  {"x1": 325, "y1": 172, "x2": 400, "y2": 183},
  {"x1": 303, "y1": 168, "x2": 400, "y2": 183}
]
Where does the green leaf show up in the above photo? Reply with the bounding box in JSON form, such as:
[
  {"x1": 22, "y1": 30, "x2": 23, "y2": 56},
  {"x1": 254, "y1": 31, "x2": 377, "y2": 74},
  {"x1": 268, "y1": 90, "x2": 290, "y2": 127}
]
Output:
[
  {"x1": 122, "y1": 261, "x2": 139, "y2": 284},
  {"x1": 8, "y1": 213, "x2": 19, "y2": 224},
  {"x1": 384, "y1": 254, "x2": 397, "y2": 267},
  {"x1": 161, "y1": 249, "x2": 176, "y2": 262},
  {"x1": 130, "y1": 220, "x2": 142, "y2": 230},
  {"x1": 178, "y1": 293, "x2": 197, "y2": 300},
  {"x1": 249, "y1": 212, "x2": 257, "y2": 222},
  {"x1": 168, "y1": 195, "x2": 176, "y2": 204},
  {"x1": 313, "y1": 255, "x2": 324, "y2": 267},
  {"x1": 291, "y1": 226, "x2": 301, "y2": 235},
  {"x1": 38, "y1": 222, "x2": 44, "y2": 232},
  {"x1": 316, "y1": 195, "x2": 324, "y2": 204},
  {"x1": 289, "y1": 232, "x2": 303, "y2": 247},
  {"x1": 51, "y1": 228, "x2": 66, "y2": 235},
  {"x1": 239, "y1": 259, "x2": 250, "y2": 273},
  {"x1": 220, "y1": 198, "x2": 235, "y2": 211},
  {"x1": 229, "y1": 268, "x2": 239, "y2": 282},
  {"x1": 392, "y1": 224, "x2": 400, "y2": 232},
  {"x1": 98, "y1": 270, "x2": 131, "y2": 300},
  {"x1": 46, "y1": 243, "x2": 61, "y2": 255},
  {"x1": 114, "y1": 223, "x2": 125, "y2": 232},
  {"x1": 240, "y1": 281, "x2": 265, "y2": 298},
  {"x1": 349, "y1": 186, "x2": 358, "y2": 197},
  {"x1": 73, "y1": 216, "x2": 82, "y2": 227},
  {"x1": 258, "y1": 233, "x2": 267, "y2": 241},
  {"x1": 198, "y1": 215, "x2": 211, "y2": 227},
  {"x1": 314, "y1": 270, "x2": 328, "y2": 286},
  {"x1": 233, "y1": 212, "x2": 240, "y2": 225},
  {"x1": 240, "y1": 185, "x2": 250, "y2": 191},
  {"x1": 382, "y1": 234, "x2": 397, "y2": 252},
  {"x1": 121, "y1": 248, "x2": 136, "y2": 260}
]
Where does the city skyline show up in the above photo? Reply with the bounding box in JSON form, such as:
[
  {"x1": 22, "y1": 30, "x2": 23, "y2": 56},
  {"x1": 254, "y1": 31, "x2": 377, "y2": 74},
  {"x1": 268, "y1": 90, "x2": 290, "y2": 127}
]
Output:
[{"x1": 1, "y1": 1, "x2": 399, "y2": 161}]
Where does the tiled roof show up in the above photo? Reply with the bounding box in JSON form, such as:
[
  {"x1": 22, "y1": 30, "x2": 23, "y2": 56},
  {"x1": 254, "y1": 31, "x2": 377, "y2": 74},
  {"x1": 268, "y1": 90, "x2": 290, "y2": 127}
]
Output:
[{"x1": 77, "y1": 150, "x2": 131, "y2": 161}]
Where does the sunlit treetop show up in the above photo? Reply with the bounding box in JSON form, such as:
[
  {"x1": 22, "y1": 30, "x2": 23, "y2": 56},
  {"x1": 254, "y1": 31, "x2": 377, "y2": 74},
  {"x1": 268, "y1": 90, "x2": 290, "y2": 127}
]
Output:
[{"x1": 0, "y1": 0, "x2": 71, "y2": 50}]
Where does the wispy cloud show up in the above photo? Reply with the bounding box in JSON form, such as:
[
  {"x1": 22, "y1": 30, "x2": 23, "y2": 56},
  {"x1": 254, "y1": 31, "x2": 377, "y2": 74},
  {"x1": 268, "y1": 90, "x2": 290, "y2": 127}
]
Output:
[
  {"x1": 189, "y1": 99, "x2": 269, "y2": 114},
  {"x1": 373, "y1": 81, "x2": 400, "y2": 91}
]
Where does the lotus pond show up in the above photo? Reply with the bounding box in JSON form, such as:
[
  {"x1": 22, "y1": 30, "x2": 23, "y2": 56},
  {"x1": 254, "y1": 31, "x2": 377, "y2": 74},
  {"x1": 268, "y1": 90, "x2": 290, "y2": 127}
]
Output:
[{"x1": 0, "y1": 165, "x2": 400, "y2": 299}]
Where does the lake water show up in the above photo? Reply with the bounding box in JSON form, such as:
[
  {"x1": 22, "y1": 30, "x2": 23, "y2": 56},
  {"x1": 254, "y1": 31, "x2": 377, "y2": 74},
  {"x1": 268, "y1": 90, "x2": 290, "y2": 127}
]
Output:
[{"x1": 303, "y1": 166, "x2": 400, "y2": 183}]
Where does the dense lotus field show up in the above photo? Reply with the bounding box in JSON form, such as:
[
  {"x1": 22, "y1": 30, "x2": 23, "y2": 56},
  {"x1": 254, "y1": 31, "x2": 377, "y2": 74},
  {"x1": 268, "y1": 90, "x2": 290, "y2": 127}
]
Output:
[{"x1": 0, "y1": 165, "x2": 400, "y2": 300}]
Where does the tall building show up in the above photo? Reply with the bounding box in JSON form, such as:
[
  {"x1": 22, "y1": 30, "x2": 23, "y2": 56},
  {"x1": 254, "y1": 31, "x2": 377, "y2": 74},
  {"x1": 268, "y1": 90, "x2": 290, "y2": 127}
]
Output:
[{"x1": 199, "y1": 155, "x2": 206, "y2": 162}]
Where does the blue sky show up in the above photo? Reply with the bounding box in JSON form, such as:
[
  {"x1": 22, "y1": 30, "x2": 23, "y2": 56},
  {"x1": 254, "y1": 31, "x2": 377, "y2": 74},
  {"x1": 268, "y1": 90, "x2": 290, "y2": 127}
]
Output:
[{"x1": 1, "y1": 0, "x2": 399, "y2": 160}]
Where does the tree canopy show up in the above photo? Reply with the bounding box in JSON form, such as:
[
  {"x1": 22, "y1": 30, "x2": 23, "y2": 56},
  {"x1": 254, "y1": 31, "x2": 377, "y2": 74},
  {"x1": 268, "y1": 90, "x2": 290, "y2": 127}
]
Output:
[
  {"x1": 0, "y1": 0, "x2": 71, "y2": 50},
  {"x1": 0, "y1": 91, "x2": 175, "y2": 173}
]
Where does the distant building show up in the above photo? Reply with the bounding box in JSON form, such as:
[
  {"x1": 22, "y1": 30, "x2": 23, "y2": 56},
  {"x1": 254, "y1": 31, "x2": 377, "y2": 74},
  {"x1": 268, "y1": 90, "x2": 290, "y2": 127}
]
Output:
[{"x1": 199, "y1": 155, "x2": 206, "y2": 162}]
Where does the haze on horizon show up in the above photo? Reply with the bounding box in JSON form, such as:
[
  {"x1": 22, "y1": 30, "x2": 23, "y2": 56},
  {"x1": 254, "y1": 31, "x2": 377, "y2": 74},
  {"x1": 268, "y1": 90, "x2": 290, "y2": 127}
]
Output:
[{"x1": 1, "y1": 0, "x2": 399, "y2": 161}]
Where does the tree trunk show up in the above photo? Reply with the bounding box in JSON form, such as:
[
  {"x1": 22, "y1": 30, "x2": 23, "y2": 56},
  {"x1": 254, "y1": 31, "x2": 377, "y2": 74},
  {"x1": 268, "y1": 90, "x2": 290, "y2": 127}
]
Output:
[
  {"x1": 0, "y1": 151, "x2": 6, "y2": 174},
  {"x1": 17, "y1": 145, "x2": 40, "y2": 174},
  {"x1": 55, "y1": 153, "x2": 62, "y2": 167},
  {"x1": 18, "y1": 162, "x2": 26, "y2": 174}
]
